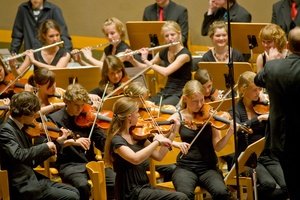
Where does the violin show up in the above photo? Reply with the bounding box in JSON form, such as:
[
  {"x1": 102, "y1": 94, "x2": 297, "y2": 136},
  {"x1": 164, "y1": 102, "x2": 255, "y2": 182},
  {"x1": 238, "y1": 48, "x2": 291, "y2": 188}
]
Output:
[
  {"x1": 139, "y1": 102, "x2": 176, "y2": 120},
  {"x1": 130, "y1": 118, "x2": 175, "y2": 140},
  {"x1": 186, "y1": 104, "x2": 253, "y2": 134},
  {"x1": 75, "y1": 104, "x2": 113, "y2": 129},
  {"x1": 253, "y1": 99, "x2": 269, "y2": 115},
  {"x1": 0, "y1": 73, "x2": 26, "y2": 95},
  {"x1": 25, "y1": 120, "x2": 70, "y2": 140}
]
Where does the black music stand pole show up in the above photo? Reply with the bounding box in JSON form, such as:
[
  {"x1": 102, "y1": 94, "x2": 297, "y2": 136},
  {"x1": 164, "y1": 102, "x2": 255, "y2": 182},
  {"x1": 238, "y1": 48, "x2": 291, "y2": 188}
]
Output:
[{"x1": 226, "y1": 1, "x2": 241, "y2": 199}]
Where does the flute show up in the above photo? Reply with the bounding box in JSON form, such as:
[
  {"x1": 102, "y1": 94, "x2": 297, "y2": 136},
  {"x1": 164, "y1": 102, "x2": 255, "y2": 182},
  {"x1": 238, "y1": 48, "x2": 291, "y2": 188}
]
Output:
[
  {"x1": 71, "y1": 39, "x2": 120, "y2": 55},
  {"x1": 116, "y1": 41, "x2": 180, "y2": 58},
  {"x1": 2, "y1": 41, "x2": 64, "y2": 62}
]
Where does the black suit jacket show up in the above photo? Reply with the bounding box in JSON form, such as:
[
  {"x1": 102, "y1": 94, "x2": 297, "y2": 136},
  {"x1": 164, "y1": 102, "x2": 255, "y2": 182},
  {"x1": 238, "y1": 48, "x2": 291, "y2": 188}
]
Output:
[
  {"x1": 201, "y1": 2, "x2": 252, "y2": 36},
  {"x1": 271, "y1": 0, "x2": 300, "y2": 34},
  {"x1": 254, "y1": 54, "x2": 300, "y2": 155},
  {"x1": 143, "y1": 0, "x2": 189, "y2": 46},
  {"x1": 0, "y1": 118, "x2": 53, "y2": 200}
]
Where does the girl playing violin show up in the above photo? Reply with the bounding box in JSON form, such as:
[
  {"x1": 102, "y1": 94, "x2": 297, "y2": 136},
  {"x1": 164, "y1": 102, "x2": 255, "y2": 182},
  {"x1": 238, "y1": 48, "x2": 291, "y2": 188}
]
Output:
[
  {"x1": 128, "y1": 21, "x2": 192, "y2": 106},
  {"x1": 256, "y1": 23, "x2": 288, "y2": 73},
  {"x1": 90, "y1": 55, "x2": 128, "y2": 97},
  {"x1": 230, "y1": 71, "x2": 288, "y2": 199},
  {"x1": 72, "y1": 17, "x2": 138, "y2": 68},
  {"x1": 194, "y1": 68, "x2": 223, "y2": 103},
  {"x1": 168, "y1": 79, "x2": 234, "y2": 200},
  {"x1": 104, "y1": 96, "x2": 188, "y2": 200},
  {"x1": 9, "y1": 19, "x2": 71, "y2": 76}
]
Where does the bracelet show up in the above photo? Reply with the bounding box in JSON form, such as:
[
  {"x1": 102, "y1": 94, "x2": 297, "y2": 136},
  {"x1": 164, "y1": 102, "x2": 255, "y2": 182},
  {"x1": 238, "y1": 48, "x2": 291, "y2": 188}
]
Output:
[{"x1": 153, "y1": 139, "x2": 161, "y2": 146}]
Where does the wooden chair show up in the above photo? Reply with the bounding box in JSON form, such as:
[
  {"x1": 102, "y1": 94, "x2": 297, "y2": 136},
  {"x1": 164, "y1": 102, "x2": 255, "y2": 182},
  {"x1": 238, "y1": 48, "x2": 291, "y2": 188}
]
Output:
[
  {"x1": 86, "y1": 161, "x2": 107, "y2": 200},
  {"x1": 0, "y1": 169, "x2": 10, "y2": 200},
  {"x1": 148, "y1": 142, "x2": 205, "y2": 200},
  {"x1": 224, "y1": 137, "x2": 266, "y2": 200}
]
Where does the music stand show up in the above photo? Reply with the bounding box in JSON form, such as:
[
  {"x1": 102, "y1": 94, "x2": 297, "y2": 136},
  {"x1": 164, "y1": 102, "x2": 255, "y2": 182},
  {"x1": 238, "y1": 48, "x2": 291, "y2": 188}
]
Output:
[
  {"x1": 50, "y1": 66, "x2": 101, "y2": 91},
  {"x1": 126, "y1": 21, "x2": 165, "y2": 50},
  {"x1": 198, "y1": 62, "x2": 253, "y2": 90},
  {"x1": 230, "y1": 23, "x2": 270, "y2": 54},
  {"x1": 101, "y1": 95, "x2": 124, "y2": 111},
  {"x1": 224, "y1": 137, "x2": 266, "y2": 200}
]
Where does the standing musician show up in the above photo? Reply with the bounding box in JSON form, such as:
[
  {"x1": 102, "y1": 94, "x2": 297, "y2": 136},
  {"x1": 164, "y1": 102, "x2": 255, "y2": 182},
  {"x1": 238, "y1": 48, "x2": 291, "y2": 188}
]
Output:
[
  {"x1": 0, "y1": 91, "x2": 79, "y2": 200},
  {"x1": 47, "y1": 83, "x2": 115, "y2": 200},
  {"x1": 72, "y1": 17, "x2": 139, "y2": 68},
  {"x1": 194, "y1": 68, "x2": 223, "y2": 103},
  {"x1": 128, "y1": 21, "x2": 192, "y2": 106},
  {"x1": 104, "y1": 96, "x2": 188, "y2": 200},
  {"x1": 9, "y1": 19, "x2": 71, "y2": 76},
  {"x1": 168, "y1": 80, "x2": 234, "y2": 200},
  {"x1": 230, "y1": 71, "x2": 288, "y2": 199},
  {"x1": 90, "y1": 55, "x2": 128, "y2": 97}
]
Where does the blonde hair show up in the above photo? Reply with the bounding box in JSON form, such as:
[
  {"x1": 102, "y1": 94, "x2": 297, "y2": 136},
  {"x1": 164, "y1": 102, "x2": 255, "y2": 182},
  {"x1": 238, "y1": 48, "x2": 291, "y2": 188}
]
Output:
[
  {"x1": 102, "y1": 17, "x2": 126, "y2": 41},
  {"x1": 180, "y1": 80, "x2": 204, "y2": 109},
  {"x1": 161, "y1": 21, "x2": 182, "y2": 44},
  {"x1": 208, "y1": 21, "x2": 228, "y2": 38},
  {"x1": 123, "y1": 81, "x2": 149, "y2": 97},
  {"x1": 237, "y1": 71, "x2": 256, "y2": 97},
  {"x1": 259, "y1": 23, "x2": 287, "y2": 52},
  {"x1": 104, "y1": 97, "x2": 139, "y2": 167}
]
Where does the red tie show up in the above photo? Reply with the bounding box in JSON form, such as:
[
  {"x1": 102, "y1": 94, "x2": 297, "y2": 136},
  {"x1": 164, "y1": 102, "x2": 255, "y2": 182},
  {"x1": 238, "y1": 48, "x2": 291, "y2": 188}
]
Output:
[
  {"x1": 159, "y1": 7, "x2": 164, "y2": 21},
  {"x1": 291, "y1": 2, "x2": 298, "y2": 21}
]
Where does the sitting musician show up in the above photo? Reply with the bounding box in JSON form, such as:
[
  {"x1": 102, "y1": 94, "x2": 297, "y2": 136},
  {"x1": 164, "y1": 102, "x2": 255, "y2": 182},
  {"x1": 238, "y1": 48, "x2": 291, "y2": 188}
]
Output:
[
  {"x1": 9, "y1": 19, "x2": 70, "y2": 76},
  {"x1": 230, "y1": 71, "x2": 288, "y2": 199},
  {"x1": 0, "y1": 91, "x2": 79, "y2": 200},
  {"x1": 48, "y1": 84, "x2": 115, "y2": 200}
]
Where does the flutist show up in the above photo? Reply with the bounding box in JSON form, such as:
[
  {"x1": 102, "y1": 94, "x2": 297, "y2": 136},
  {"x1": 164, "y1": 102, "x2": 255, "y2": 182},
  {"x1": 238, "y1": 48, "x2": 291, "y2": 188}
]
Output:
[
  {"x1": 9, "y1": 19, "x2": 70, "y2": 77},
  {"x1": 126, "y1": 21, "x2": 192, "y2": 106}
]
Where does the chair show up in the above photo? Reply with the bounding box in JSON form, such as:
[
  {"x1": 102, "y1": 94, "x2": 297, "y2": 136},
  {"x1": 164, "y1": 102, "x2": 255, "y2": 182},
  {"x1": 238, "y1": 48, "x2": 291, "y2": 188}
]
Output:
[
  {"x1": 148, "y1": 142, "x2": 205, "y2": 200},
  {"x1": 86, "y1": 161, "x2": 107, "y2": 200},
  {"x1": 0, "y1": 169, "x2": 10, "y2": 200},
  {"x1": 224, "y1": 137, "x2": 266, "y2": 200}
]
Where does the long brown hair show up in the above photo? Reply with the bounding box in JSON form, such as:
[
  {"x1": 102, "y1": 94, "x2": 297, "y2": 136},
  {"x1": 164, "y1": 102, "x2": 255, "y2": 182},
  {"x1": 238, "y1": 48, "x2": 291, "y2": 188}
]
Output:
[{"x1": 104, "y1": 97, "x2": 138, "y2": 167}]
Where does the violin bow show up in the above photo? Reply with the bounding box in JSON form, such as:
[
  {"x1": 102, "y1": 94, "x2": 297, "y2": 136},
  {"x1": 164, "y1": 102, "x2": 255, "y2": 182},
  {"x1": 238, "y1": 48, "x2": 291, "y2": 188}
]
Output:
[
  {"x1": 0, "y1": 64, "x2": 31, "y2": 95},
  {"x1": 180, "y1": 84, "x2": 238, "y2": 159},
  {"x1": 87, "y1": 82, "x2": 110, "y2": 140}
]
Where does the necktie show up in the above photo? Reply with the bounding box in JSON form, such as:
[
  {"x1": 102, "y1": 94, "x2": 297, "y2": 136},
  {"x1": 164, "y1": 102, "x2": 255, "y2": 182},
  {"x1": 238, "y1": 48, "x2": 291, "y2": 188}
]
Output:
[
  {"x1": 291, "y1": 2, "x2": 298, "y2": 21},
  {"x1": 159, "y1": 7, "x2": 164, "y2": 21}
]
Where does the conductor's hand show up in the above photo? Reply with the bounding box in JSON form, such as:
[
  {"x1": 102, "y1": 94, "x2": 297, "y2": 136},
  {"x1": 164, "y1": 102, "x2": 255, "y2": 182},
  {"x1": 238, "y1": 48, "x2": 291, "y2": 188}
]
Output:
[
  {"x1": 74, "y1": 137, "x2": 91, "y2": 151},
  {"x1": 47, "y1": 141, "x2": 57, "y2": 155}
]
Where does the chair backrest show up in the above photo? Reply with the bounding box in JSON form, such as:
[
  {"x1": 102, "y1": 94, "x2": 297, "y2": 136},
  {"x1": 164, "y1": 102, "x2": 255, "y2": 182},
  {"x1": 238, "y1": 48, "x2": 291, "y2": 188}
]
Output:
[
  {"x1": 0, "y1": 169, "x2": 10, "y2": 200},
  {"x1": 198, "y1": 62, "x2": 253, "y2": 90},
  {"x1": 86, "y1": 161, "x2": 107, "y2": 200},
  {"x1": 224, "y1": 137, "x2": 265, "y2": 183}
]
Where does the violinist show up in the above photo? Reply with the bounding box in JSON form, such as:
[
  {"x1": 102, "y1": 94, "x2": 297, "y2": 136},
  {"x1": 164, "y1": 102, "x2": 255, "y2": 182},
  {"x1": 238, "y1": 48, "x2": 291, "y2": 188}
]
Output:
[
  {"x1": 9, "y1": 19, "x2": 71, "y2": 76},
  {"x1": 0, "y1": 91, "x2": 79, "y2": 200},
  {"x1": 128, "y1": 21, "x2": 192, "y2": 106},
  {"x1": 104, "y1": 96, "x2": 188, "y2": 200},
  {"x1": 230, "y1": 71, "x2": 288, "y2": 199},
  {"x1": 90, "y1": 55, "x2": 128, "y2": 97},
  {"x1": 47, "y1": 83, "x2": 115, "y2": 200},
  {"x1": 124, "y1": 81, "x2": 177, "y2": 182},
  {"x1": 194, "y1": 68, "x2": 223, "y2": 103},
  {"x1": 168, "y1": 80, "x2": 234, "y2": 200}
]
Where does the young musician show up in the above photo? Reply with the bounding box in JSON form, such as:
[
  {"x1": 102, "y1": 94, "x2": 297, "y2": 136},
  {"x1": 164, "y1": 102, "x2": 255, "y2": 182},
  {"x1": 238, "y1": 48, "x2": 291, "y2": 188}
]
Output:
[
  {"x1": 231, "y1": 71, "x2": 288, "y2": 200},
  {"x1": 169, "y1": 80, "x2": 234, "y2": 200},
  {"x1": 104, "y1": 96, "x2": 188, "y2": 200},
  {"x1": 9, "y1": 19, "x2": 71, "y2": 76},
  {"x1": 129, "y1": 21, "x2": 192, "y2": 106},
  {"x1": 256, "y1": 23, "x2": 288, "y2": 73},
  {"x1": 0, "y1": 91, "x2": 79, "y2": 200},
  {"x1": 72, "y1": 17, "x2": 138, "y2": 68},
  {"x1": 48, "y1": 83, "x2": 115, "y2": 200},
  {"x1": 90, "y1": 55, "x2": 128, "y2": 97},
  {"x1": 194, "y1": 68, "x2": 223, "y2": 103}
]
